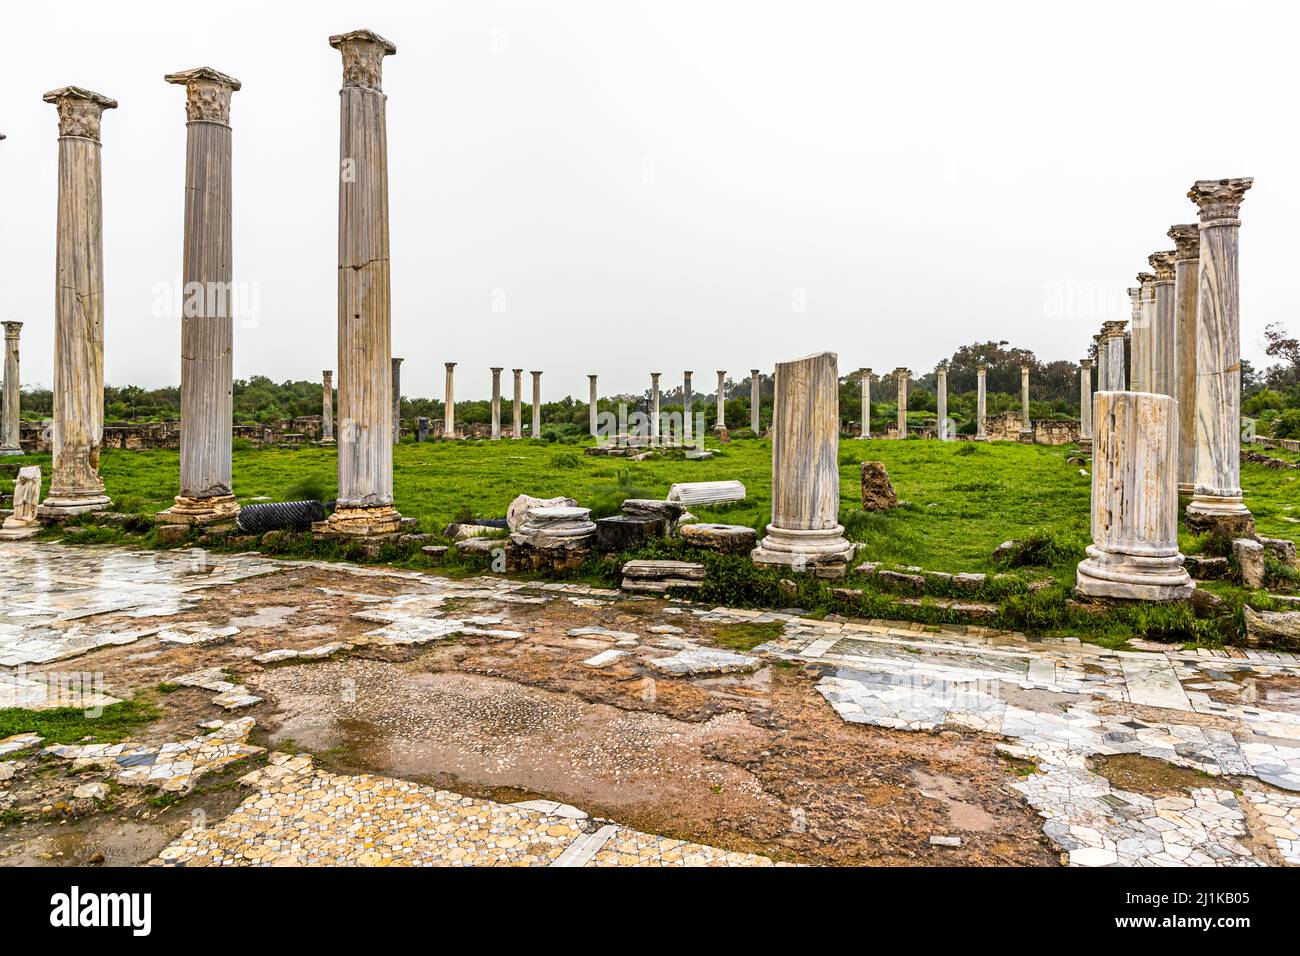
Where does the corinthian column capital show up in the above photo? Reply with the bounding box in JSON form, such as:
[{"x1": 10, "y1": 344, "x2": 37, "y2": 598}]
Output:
[
  {"x1": 1168, "y1": 223, "x2": 1199, "y2": 261},
  {"x1": 1188, "y1": 177, "x2": 1253, "y2": 225},
  {"x1": 164, "y1": 67, "x2": 241, "y2": 124},
  {"x1": 1148, "y1": 250, "x2": 1176, "y2": 283},
  {"x1": 42, "y1": 87, "x2": 117, "y2": 141},
  {"x1": 329, "y1": 29, "x2": 397, "y2": 91}
]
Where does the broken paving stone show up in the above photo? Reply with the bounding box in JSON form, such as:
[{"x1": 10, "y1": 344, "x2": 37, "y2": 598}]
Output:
[
  {"x1": 645, "y1": 648, "x2": 760, "y2": 676},
  {"x1": 0, "y1": 733, "x2": 43, "y2": 757},
  {"x1": 647, "y1": 624, "x2": 685, "y2": 635},
  {"x1": 567, "y1": 627, "x2": 639, "y2": 643},
  {"x1": 929, "y1": 835, "x2": 963, "y2": 848},
  {"x1": 72, "y1": 781, "x2": 110, "y2": 801},
  {"x1": 212, "y1": 690, "x2": 263, "y2": 710},
  {"x1": 158, "y1": 623, "x2": 240, "y2": 646},
  {"x1": 581, "y1": 650, "x2": 629, "y2": 668}
]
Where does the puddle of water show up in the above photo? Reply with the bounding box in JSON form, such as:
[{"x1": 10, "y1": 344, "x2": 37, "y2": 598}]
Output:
[{"x1": 908, "y1": 768, "x2": 1000, "y2": 832}]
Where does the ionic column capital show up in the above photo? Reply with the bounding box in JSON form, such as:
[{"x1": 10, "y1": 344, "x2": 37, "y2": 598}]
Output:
[
  {"x1": 43, "y1": 87, "x2": 117, "y2": 141},
  {"x1": 164, "y1": 67, "x2": 241, "y2": 125},
  {"x1": 1168, "y1": 223, "x2": 1200, "y2": 261},
  {"x1": 1188, "y1": 177, "x2": 1253, "y2": 226},
  {"x1": 329, "y1": 29, "x2": 397, "y2": 92}
]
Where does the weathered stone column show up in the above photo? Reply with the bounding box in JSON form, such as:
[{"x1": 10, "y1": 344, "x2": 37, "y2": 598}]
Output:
[
  {"x1": 752, "y1": 352, "x2": 854, "y2": 576},
  {"x1": 936, "y1": 362, "x2": 949, "y2": 441},
  {"x1": 894, "y1": 368, "x2": 910, "y2": 438},
  {"x1": 682, "y1": 371, "x2": 694, "y2": 443},
  {"x1": 1101, "y1": 321, "x2": 1128, "y2": 390},
  {"x1": 39, "y1": 87, "x2": 116, "y2": 517},
  {"x1": 1078, "y1": 359, "x2": 1094, "y2": 454},
  {"x1": 714, "y1": 371, "x2": 728, "y2": 433},
  {"x1": 512, "y1": 369, "x2": 523, "y2": 439},
  {"x1": 975, "y1": 365, "x2": 988, "y2": 440},
  {"x1": 1131, "y1": 275, "x2": 1156, "y2": 393},
  {"x1": 491, "y1": 367, "x2": 503, "y2": 440},
  {"x1": 859, "y1": 369, "x2": 872, "y2": 439},
  {"x1": 443, "y1": 362, "x2": 456, "y2": 439},
  {"x1": 1170, "y1": 223, "x2": 1200, "y2": 495},
  {"x1": 321, "y1": 370, "x2": 334, "y2": 442},
  {"x1": 0, "y1": 322, "x2": 23, "y2": 455},
  {"x1": 531, "y1": 371, "x2": 542, "y2": 438},
  {"x1": 391, "y1": 357, "x2": 403, "y2": 445},
  {"x1": 1186, "y1": 177, "x2": 1254, "y2": 536},
  {"x1": 157, "y1": 69, "x2": 242, "y2": 527},
  {"x1": 649, "y1": 373, "x2": 662, "y2": 444},
  {"x1": 1077, "y1": 391, "x2": 1194, "y2": 601},
  {"x1": 750, "y1": 369, "x2": 761, "y2": 434},
  {"x1": 1019, "y1": 365, "x2": 1032, "y2": 438},
  {"x1": 320, "y1": 30, "x2": 400, "y2": 536},
  {"x1": 587, "y1": 374, "x2": 598, "y2": 438},
  {"x1": 1149, "y1": 251, "x2": 1177, "y2": 400},
  {"x1": 1093, "y1": 333, "x2": 1106, "y2": 392}
]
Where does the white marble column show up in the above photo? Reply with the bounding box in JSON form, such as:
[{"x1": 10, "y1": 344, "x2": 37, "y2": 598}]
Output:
[
  {"x1": 587, "y1": 374, "x2": 598, "y2": 439},
  {"x1": 1101, "y1": 322, "x2": 1128, "y2": 390},
  {"x1": 1186, "y1": 177, "x2": 1255, "y2": 536},
  {"x1": 530, "y1": 371, "x2": 542, "y2": 438},
  {"x1": 0, "y1": 322, "x2": 23, "y2": 455},
  {"x1": 714, "y1": 371, "x2": 727, "y2": 433},
  {"x1": 650, "y1": 372, "x2": 662, "y2": 445},
  {"x1": 391, "y1": 357, "x2": 403, "y2": 445},
  {"x1": 1076, "y1": 391, "x2": 1194, "y2": 601},
  {"x1": 1078, "y1": 359, "x2": 1094, "y2": 454},
  {"x1": 752, "y1": 351, "x2": 854, "y2": 575},
  {"x1": 1149, "y1": 251, "x2": 1177, "y2": 400},
  {"x1": 512, "y1": 369, "x2": 523, "y2": 439},
  {"x1": 321, "y1": 370, "x2": 334, "y2": 442},
  {"x1": 321, "y1": 30, "x2": 400, "y2": 536},
  {"x1": 936, "y1": 362, "x2": 949, "y2": 441},
  {"x1": 1130, "y1": 275, "x2": 1156, "y2": 393},
  {"x1": 157, "y1": 69, "x2": 242, "y2": 527},
  {"x1": 39, "y1": 87, "x2": 116, "y2": 517},
  {"x1": 975, "y1": 365, "x2": 988, "y2": 440},
  {"x1": 443, "y1": 362, "x2": 456, "y2": 439},
  {"x1": 1169, "y1": 223, "x2": 1200, "y2": 495},
  {"x1": 1093, "y1": 333, "x2": 1106, "y2": 392},
  {"x1": 682, "y1": 371, "x2": 694, "y2": 443},
  {"x1": 750, "y1": 369, "x2": 761, "y2": 434},
  {"x1": 859, "y1": 369, "x2": 872, "y2": 439},
  {"x1": 491, "y1": 367, "x2": 503, "y2": 440},
  {"x1": 1019, "y1": 365, "x2": 1032, "y2": 438},
  {"x1": 894, "y1": 367, "x2": 910, "y2": 438}
]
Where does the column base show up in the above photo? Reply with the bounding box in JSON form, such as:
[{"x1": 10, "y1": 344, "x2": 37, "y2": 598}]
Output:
[
  {"x1": 1078, "y1": 438, "x2": 1093, "y2": 455},
  {"x1": 752, "y1": 525, "x2": 855, "y2": 579},
  {"x1": 0, "y1": 447, "x2": 24, "y2": 457},
  {"x1": 1177, "y1": 482, "x2": 1194, "y2": 496},
  {"x1": 1076, "y1": 546, "x2": 1195, "y2": 602},
  {"x1": 1185, "y1": 495, "x2": 1255, "y2": 538},
  {"x1": 156, "y1": 495, "x2": 240, "y2": 529},
  {"x1": 0, "y1": 517, "x2": 40, "y2": 540},
  {"x1": 38, "y1": 494, "x2": 112, "y2": 520},
  {"x1": 313, "y1": 504, "x2": 403, "y2": 538}
]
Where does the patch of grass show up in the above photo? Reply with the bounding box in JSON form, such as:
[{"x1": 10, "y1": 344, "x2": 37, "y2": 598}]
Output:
[
  {"x1": 709, "y1": 620, "x2": 785, "y2": 651},
  {"x1": 0, "y1": 697, "x2": 161, "y2": 750}
]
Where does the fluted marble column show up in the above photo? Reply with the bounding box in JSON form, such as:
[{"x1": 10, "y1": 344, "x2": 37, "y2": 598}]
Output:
[
  {"x1": 39, "y1": 87, "x2": 116, "y2": 517},
  {"x1": 894, "y1": 368, "x2": 910, "y2": 438},
  {"x1": 1019, "y1": 365, "x2": 1032, "y2": 438},
  {"x1": 321, "y1": 370, "x2": 334, "y2": 442},
  {"x1": 512, "y1": 369, "x2": 523, "y2": 439},
  {"x1": 530, "y1": 371, "x2": 542, "y2": 437},
  {"x1": 682, "y1": 371, "x2": 693, "y2": 443},
  {"x1": 752, "y1": 351, "x2": 853, "y2": 575},
  {"x1": 1078, "y1": 359, "x2": 1094, "y2": 454},
  {"x1": 321, "y1": 30, "x2": 400, "y2": 536},
  {"x1": 936, "y1": 362, "x2": 949, "y2": 441},
  {"x1": 650, "y1": 372, "x2": 662, "y2": 444},
  {"x1": 391, "y1": 357, "x2": 403, "y2": 445},
  {"x1": 714, "y1": 371, "x2": 727, "y2": 433},
  {"x1": 975, "y1": 365, "x2": 988, "y2": 440},
  {"x1": 1077, "y1": 392, "x2": 1193, "y2": 601},
  {"x1": 491, "y1": 367, "x2": 503, "y2": 440},
  {"x1": 1186, "y1": 177, "x2": 1255, "y2": 536},
  {"x1": 0, "y1": 322, "x2": 22, "y2": 455},
  {"x1": 1101, "y1": 321, "x2": 1128, "y2": 390},
  {"x1": 443, "y1": 362, "x2": 456, "y2": 439},
  {"x1": 1149, "y1": 251, "x2": 1177, "y2": 400},
  {"x1": 587, "y1": 374, "x2": 598, "y2": 438},
  {"x1": 1093, "y1": 333, "x2": 1106, "y2": 392},
  {"x1": 859, "y1": 369, "x2": 872, "y2": 439},
  {"x1": 1130, "y1": 275, "x2": 1156, "y2": 393},
  {"x1": 157, "y1": 69, "x2": 242, "y2": 527},
  {"x1": 1170, "y1": 223, "x2": 1200, "y2": 495},
  {"x1": 750, "y1": 369, "x2": 761, "y2": 434}
]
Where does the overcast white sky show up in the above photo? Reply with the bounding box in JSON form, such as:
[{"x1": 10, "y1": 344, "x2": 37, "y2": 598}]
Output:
[{"x1": 3, "y1": 1, "x2": 1295, "y2": 401}]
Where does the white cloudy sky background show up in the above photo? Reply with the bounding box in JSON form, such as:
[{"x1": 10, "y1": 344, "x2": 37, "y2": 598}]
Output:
[{"x1": 3, "y1": 0, "x2": 1296, "y2": 402}]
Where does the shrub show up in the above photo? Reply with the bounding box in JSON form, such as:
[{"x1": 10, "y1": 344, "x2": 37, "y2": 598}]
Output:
[
  {"x1": 993, "y1": 529, "x2": 1077, "y2": 569},
  {"x1": 550, "y1": 451, "x2": 582, "y2": 470},
  {"x1": 281, "y1": 475, "x2": 332, "y2": 503}
]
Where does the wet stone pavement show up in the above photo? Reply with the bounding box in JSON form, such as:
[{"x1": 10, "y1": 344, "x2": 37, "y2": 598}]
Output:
[{"x1": 2, "y1": 542, "x2": 1299, "y2": 867}]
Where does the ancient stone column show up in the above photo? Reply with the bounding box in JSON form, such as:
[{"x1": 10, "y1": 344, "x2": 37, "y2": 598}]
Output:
[
  {"x1": 1078, "y1": 359, "x2": 1094, "y2": 454},
  {"x1": 1076, "y1": 391, "x2": 1194, "y2": 601},
  {"x1": 1101, "y1": 321, "x2": 1128, "y2": 390},
  {"x1": 1186, "y1": 177, "x2": 1255, "y2": 536},
  {"x1": 39, "y1": 87, "x2": 117, "y2": 517},
  {"x1": 1149, "y1": 251, "x2": 1177, "y2": 400},
  {"x1": 894, "y1": 368, "x2": 910, "y2": 439},
  {"x1": 936, "y1": 362, "x2": 949, "y2": 441},
  {"x1": 752, "y1": 351, "x2": 854, "y2": 575},
  {"x1": 682, "y1": 371, "x2": 693, "y2": 443},
  {"x1": 1093, "y1": 333, "x2": 1106, "y2": 392},
  {"x1": 0, "y1": 322, "x2": 23, "y2": 455},
  {"x1": 1019, "y1": 365, "x2": 1032, "y2": 438},
  {"x1": 649, "y1": 372, "x2": 662, "y2": 445},
  {"x1": 976, "y1": 365, "x2": 988, "y2": 440},
  {"x1": 860, "y1": 369, "x2": 872, "y2": 439},
  {"x1": 157, "y1": 69, "x2": 242, "y2": 527},
  {"x1": 321, "y1": 30, "x2": 400, "y2": 536},
  {"x1": 531, "y1": 371, "x2": 542, "y2": 438},
  {"x1": 321, "y1": 370, "x2": 334, "y2": 442},
  {"x1": 1170, "y1": 223, "x2": 1200, "y2": 495},
  {"x1": 512, "y1": 369, "x2": 523, "y2": 439},
  {"x1": 714, "y1": 371, "x2": 727, "y2": 433},
  {"x1": 1130, "y1": 275, "x2": 1156, "y2": 393},
  {"x1": 443, "y1": 362, "x2": 456, "y2": 439},
  {"x1": 750, "y1": 369, "x2": 761, "y2": 434},
  {"x1": 491, "y1": 367, "x2": 503, "y2": 440},
  {"x1": 391, "y1": 357, "x2": 403, "y2": 445},
  {"x1": 587, "y1": 374, "x2": 599, "y2": 438}
]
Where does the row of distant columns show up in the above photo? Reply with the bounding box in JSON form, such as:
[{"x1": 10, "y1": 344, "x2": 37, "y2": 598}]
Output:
[{"x1": 0, "y1": 322, "x2": 23, "y2": 456}]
